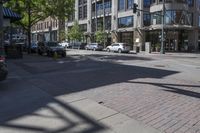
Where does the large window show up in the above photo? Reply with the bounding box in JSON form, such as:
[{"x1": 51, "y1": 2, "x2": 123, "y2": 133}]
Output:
[
  {"x1": 144, "y1": 0, "x2": 150, "y2": 7},
  {"x1": 118, "y1": 16, "x2": 133, "y2": 28},
  {"x1": 78, "y1": 0, "x2": 87, "y2": 20},
  {"x1": 187, "y1": 0, "x2": 194, "y2": 7},
  {"x1": 151, "y1": 10, "x2": 193, "y2": 26},
  {"x1": 127, "y1": 0, "x2": 134, "y2": 9},
  {"x1": 118, "y1": 0, "x2": 134, "y2": 11},
  {"x1": 118, "y1": 0, "x2": 125, "y2": 11},
  {"x1": 143, "y1": 13, "x2": 151, "y2": 26}
]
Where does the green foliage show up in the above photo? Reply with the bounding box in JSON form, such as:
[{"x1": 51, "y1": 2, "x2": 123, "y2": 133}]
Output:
[
  {"x1": 95, "y1": 29, "x2": 106, "y2": 44},
  {"x1": 5, "y1": 0, "x2": 46, "y2": 30},
  {"x1": 68, "y1": 21, "x2": 83, "y2": 42},
  {"x1": 40, "y1": 0, "x2": 75, "y2": 20}
]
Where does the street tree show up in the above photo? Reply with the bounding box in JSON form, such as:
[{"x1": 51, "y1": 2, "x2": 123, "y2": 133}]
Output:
[
  {"x1": 40, "y1": 0, "x2": 75, "y2": 41},
  {"x1": 5, "y1": 0, "x2": 75, "y2": 53},
  {"x1": 68, "y1": 20, "x2": 83, "y2": 42},
  {"x1": 5, "y1": 0, "x2": 47, "y2": 53},
  {"x1": 95, "y1": 28, "x2": 106, "y2": 45}
]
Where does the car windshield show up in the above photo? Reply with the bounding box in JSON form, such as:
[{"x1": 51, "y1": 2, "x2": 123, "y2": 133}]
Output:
[{"x1": 47, "y1": 42, "x2": 59, "y2": 47}]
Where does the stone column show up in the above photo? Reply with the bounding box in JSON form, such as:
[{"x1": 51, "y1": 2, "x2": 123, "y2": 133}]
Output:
[
  {"x1": 87, "y1": 0, "x2": 92, "y2": 43},
  {"x1": 111, "y1": 0, "x2": 118, "y2": 43}
]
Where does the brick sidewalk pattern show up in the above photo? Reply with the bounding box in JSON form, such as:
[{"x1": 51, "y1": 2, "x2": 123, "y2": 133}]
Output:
[{"x1": 82, "y1": 78, "x2": 200, "y2": 133}]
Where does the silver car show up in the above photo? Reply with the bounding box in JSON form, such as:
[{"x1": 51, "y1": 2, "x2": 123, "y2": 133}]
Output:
[
  {"x1": 85, "y1": 43, "x2": 104, "y2": 51},
  {"x1": 106, "y1": 43, "x2": 131, "y2": 53}
]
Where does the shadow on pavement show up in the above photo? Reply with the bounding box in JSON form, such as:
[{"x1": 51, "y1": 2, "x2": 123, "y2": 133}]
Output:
[
  {"x1": 0, "y1": 54, "x2": 179, "y2": 132},
  {"x1": 127, "y1": 81, "x2": 200, "y2": 99}
]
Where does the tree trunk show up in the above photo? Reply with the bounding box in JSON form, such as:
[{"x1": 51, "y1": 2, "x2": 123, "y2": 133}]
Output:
[{"x1": 27, "y1": 1, "x2": 31, "y2": 54}]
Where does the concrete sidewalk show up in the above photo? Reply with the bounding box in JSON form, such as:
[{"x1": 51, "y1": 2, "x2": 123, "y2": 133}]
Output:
[{"x1": 0, "y1": 59, "x2": 161, "y2": 133}]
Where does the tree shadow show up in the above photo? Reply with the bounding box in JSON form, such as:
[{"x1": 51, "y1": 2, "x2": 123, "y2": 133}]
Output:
[
  {"x1": 0, "y1": 54, "x2": 180, "y2": 132},
  {"x1": 127, "y1": 81, "x2": 200, "y2": 99}
]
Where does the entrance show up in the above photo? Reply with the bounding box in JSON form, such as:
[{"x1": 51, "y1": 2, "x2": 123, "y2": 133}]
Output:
[{"x1": 165, "y1": 31, "x2": 178, "y2": 52}]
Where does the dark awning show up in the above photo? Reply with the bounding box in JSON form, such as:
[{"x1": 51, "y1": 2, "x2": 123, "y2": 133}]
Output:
[{"x1": 3, "y1": 7, "x2": 21, "y2": 21}]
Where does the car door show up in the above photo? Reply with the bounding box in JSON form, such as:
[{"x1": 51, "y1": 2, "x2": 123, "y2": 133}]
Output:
[
  {"x1": 110, "y1": 44, "x2": 116, "y2": 51},
  {"x1": 113, "y1": 44, "x2": 119, "y2": 51}
]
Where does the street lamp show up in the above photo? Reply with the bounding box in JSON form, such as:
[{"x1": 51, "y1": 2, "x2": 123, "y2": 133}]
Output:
[
  {"x1": 0, "y1": 0, "x2": 4, "y2": 55},
  {"x1": 160, "y1": 0, "x2": 165, "y2": 54}
]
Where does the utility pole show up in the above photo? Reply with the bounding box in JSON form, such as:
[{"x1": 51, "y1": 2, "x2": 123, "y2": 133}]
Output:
[
  {"x1": 103, "y1": 0, "x2": 105, "y2": 48},
  {"x1": 0, "y1": 0, "x2": 4, "y2": 56},
  {"x1": 160, "y1": 0, "x2": 165, "y2": 54}
]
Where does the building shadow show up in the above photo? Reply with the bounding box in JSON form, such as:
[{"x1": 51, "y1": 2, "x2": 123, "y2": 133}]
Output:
[
  {"x1": 126, "y1": 81, "x2": 200, "y2": 99},
  {"x1": 0, "y1": 54, "x2": 179, "y2": 132}
]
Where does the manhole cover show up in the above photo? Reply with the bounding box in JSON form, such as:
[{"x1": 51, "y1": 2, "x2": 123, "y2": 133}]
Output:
[{"x1": 154, "y1": 65, "x2": 166, "y2": 67}]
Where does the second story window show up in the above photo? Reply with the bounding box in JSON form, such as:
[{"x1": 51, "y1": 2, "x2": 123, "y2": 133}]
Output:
[
  {"x1": 127, "y1": 0, "x2": 134, "y2": 9},
  {"x1": 118, "y1": 16, "x2": 133, "y2": 28},
  {"x1": 118, "y1": 0, "x2": 125, "y2": 11},
  {"x1": 144, "y1": 0, "x2": 150, "y2": 7},
  {"x1": 78, "y1": 0, "x2": 87, "y2": 20}
]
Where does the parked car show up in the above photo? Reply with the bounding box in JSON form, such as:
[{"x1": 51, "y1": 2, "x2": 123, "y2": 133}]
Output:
[
  {"x1": 106, "y1": 43, "x2": 131, "y2": 53},
  {"x1": 85, "y1": 43, "x2": 104, "y2": 51},
  {"x1": 0, "y1": 48, "x2": 8, "y2": 81},
  {"x1": 37, "y1": 41, "x2": 66, "y2": 57},
  {"x1": 70, "y1": 42, "x2": 87, "y2": 49},
  {"x1": 31, "y1": 42, "x2": 38, "y2": 53},
  {"x1": 59, "y1": 41, "x2": 69, "y2": 48}
]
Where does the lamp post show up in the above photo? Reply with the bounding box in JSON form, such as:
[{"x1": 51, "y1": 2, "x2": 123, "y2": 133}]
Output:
[
  {"x1": 160, "y1": 0, "x2": 165, "y2": 54},
  {"x1": 0, "y1": 0, "x2": 4, "y2": 55}
]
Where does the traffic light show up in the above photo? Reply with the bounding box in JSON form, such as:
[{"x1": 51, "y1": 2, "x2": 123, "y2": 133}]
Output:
[{"x1": 133, "y1": 3, "x2": 138, "y2": 14}]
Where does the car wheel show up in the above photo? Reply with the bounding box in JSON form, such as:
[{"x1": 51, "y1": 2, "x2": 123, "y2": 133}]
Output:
[
  {"x1": 107, "y1": 48, "x2": 110, "y2": 52},
  {"x1": 118, "y1": 49, "x2": 122, "y2": 53}
]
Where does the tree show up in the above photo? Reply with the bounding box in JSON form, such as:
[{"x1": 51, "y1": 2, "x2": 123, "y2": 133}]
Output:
[
  {"x1": 68, "y1": 20, "x2": 83, "y2": 42},
  {"x1": 95, "y1": 28, "x2": 106, "y2": 45},
  {"x1": 40, "y1": 0, "x2": 75, "y2": 41},
  {"x1": 5, "y1": 0, "x2": 75, "y2": 53},
  {"x1": 5, "y1": 0, "x2": 47, "y2": 53}
]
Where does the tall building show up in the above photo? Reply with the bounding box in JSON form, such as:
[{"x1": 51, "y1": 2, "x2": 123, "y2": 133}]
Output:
[
  {"x1": 31, "y1": 0, "x2": 200, "y2": 52},
  {"x1": 66, "y1": 0, "x2": 200, "y2": 52}
]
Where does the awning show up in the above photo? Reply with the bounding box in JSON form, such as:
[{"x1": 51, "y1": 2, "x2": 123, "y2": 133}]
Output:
[{"x1": 3, "y1": 7, "x2": 21, "y2": 21}]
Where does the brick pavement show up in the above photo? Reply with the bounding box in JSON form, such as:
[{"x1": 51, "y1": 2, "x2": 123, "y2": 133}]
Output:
[{"x1": 81, "y1": 78, "x2": 200, "y2": 133}]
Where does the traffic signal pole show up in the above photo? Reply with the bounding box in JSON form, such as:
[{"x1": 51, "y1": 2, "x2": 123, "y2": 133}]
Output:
[
  {"x1": 133, "y1": 1, "x2": 166, "y2": 54},
  {"x1": 160, "y1": 0, "x2": 165, "y2": 54}
]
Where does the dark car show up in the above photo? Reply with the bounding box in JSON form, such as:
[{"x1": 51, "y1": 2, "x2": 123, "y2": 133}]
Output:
[
  {"x1": 70, "y1": 42, "x2": 87, "y2": 49},
  {"x1": 37, "y1": 41, "x2": 66, "y2": 57},
  {"x1": 85, "y1": 43, "x2": 104, "y2": 51},
  {"x1": 0, "y1": 48, "x2": 8, "y2": 81},
  {"x1": 31, "y1": 42, "x2": 38, "y2": 53}
]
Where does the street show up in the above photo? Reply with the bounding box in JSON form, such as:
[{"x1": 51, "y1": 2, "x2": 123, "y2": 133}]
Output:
[{"x1": 0, "y1": 50, "x2": 200, "y2": 133}]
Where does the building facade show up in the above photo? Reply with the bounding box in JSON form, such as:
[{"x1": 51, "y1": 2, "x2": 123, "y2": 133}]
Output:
[
  {"x1": 31, "y1": 0, "x2": 200, "y2": 52},
  {"x1": 31, "y1": 17, "x2": 65, "y2": 42},
  {"x1": 67, "y1": 0, "x2": 200, "y2": 52}
]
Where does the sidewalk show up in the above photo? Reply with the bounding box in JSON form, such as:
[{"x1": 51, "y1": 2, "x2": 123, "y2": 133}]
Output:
[{"x1": 0, "y1": 79, "x2": 161, "y2": 133}]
